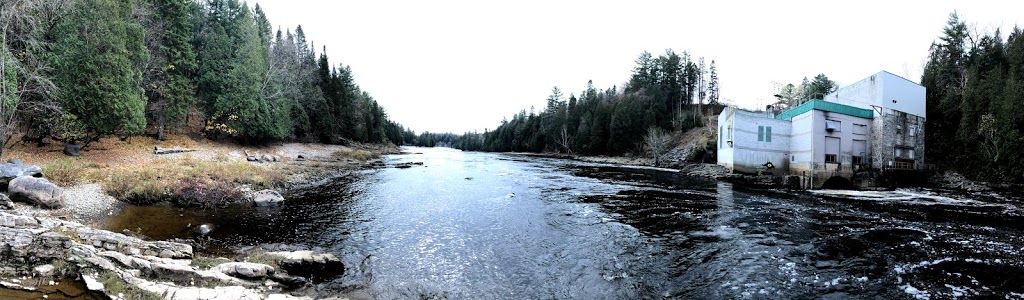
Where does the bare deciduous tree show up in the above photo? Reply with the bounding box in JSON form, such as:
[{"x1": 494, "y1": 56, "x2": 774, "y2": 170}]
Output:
[
  {"x1": 557, "y1": 125, "x2": 573, "y2": 154},
  {"x1": 643, "y1": 127, "x2": 674, "y2": 167},
  {"x1": 0, "y1": 0, "x2": 64, "y2": 158}
]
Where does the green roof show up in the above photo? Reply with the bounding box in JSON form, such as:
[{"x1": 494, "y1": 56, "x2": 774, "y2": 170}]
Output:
[{"x1": 775, "y1": 99, "x2": 874, "y2": 120}]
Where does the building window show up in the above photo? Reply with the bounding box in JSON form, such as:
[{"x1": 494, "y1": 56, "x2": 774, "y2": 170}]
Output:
[
  {"x1": 758, "y1": 125, "x2": 773, "y2": 143},
  {"x1": 853, "y1": 123, "x2": 867, "y2": 135},
  {"x1": 825, "y1": 136, "x2": 840, "y2": 164},
  {"x1": 719, "y1": 126, "x2": 723, "y2": 148},
  {"x1": 825, "y1": 120, "x2": 841, "y2": 132},
  {"x1": 908, "y1": 149, "x2": 915, "y2": 159},
  {"x1": 852, "y1": 140, "x2": 867, "y2": 165},
  {"x1": 908, "y1": 125, "x2": 917, "y2": 137},
  {"x1": 727, "y1": 125, "x2": 732, "y2": 143}
]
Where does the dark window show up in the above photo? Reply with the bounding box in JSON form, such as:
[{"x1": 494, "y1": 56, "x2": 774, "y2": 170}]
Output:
[
  {"x1": 825, "y1": 154, "x2": 838, "y2": 163},
  {"x1": 852, "y1": 156, "x2": 863, "y2": 164}
]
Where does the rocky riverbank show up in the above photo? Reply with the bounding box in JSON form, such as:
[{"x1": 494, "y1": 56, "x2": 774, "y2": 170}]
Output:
[
  {"x1": 0, "y1": 208, "x2": 348, "y2": 299},
  {"x1": 0, "y1": 136, "x2": 397, "y2": 299}
]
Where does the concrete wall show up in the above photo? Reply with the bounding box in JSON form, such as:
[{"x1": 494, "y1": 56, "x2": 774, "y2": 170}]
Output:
[
  {"x1": 717, "y1": 109, "x2": 735, "y2": 170},
  {"x1": 728, "y1": 110, "x2": 792, "y2": 174},
  {"x1": 880, "y1": 71, "x2": 926, "y2": 118},
  {"x1": 825, "y1": 73, "x2": 883, "y2": 110},
  {"x1": 788, "y1": 112, "x2": 816, "y2": 174},
  {"x1": 825, "y1": 71, "x2": 926, "y2": 119},
  {"x1": 788, "y1": 110, "x2": 872, "y2": 175}
]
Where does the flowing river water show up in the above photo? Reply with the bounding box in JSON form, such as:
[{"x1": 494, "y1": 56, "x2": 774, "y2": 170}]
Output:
[{"x1": 100, "y1": 147, "x2": 1024, "y2": 299}]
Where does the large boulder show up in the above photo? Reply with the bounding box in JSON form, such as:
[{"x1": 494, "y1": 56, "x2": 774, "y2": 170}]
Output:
[
  {"x1": 251, "y1": 190, "x2": 284, "y2": 207},
  {"x1": 8, "y1": 176, "x2": 64, "y2": 209},
  {"x1": 0, "y1": 160, "x2": 42, "y2": 188},
  {"x1": 268, "y1": 251, "x2": 344, "y2": 279},
  {"x1": 63, "y1": 144, "x2": 81, "y2": 157},
  {"x1": 215, "y1": 262, "x2": 275, "y2": 280}
]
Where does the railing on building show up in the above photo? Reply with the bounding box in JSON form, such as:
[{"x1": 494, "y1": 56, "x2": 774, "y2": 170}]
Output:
[{"x1": 891, "y1": 161, "x2": 915, "y2": 170}]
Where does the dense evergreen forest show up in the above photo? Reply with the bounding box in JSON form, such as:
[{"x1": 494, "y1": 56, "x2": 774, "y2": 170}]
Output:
[
  {"x1": 433, "y1": 50, "x2": 723, "y2": 157},
  {"x1": 923, "y1": 13, "x2": 1024, "y2": 182},
  {"x1": 0, "y1": 0, "x2": 405, "y2": 158}
]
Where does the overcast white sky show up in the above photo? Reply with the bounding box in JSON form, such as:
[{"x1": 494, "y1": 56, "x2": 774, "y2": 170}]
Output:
[{"x1": 252, "y1": 0, "x2": 1022, "y2": 134}]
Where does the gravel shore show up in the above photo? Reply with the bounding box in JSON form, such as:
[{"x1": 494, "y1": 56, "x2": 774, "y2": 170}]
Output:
[{"x1": 62, "y1": 183, "x2": 120, "y2": 222}]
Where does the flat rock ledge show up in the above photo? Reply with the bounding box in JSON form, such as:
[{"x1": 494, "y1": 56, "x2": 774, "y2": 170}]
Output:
[{"x1": 0, "y1": 211, "x2": 340, "y2": 299}]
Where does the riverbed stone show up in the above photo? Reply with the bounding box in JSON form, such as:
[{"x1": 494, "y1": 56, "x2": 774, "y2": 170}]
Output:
[
  {"x1": 252, "y1": 190, "x2": 285, "y2": 207},
  {"x1": 8, "y1": 176, "x2": 64, "y2": 209},
  {"x1": 269, "y1": 272, "x2": 307, "y2": 288},
  {"x1": 215, "y1": 262, "x2": 275, "y2": 279},
  {"x1": 268, "y1": 250, "x2": 344, "y2": 279}
]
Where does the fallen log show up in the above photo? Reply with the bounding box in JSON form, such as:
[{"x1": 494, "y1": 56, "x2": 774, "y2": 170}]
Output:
[{"x1": 154, "y1": 146, "x2": 198, "y2": 155}]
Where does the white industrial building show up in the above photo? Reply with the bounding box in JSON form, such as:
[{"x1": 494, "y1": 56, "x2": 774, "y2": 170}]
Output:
[{"x1": 717, "y1": 71, "x2": 926, "y2": 188}]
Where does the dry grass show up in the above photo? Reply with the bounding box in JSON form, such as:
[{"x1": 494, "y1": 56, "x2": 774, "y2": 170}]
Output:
[
  {"x1": 190, "y1": 255, "x2": 231, "y2": 269},
  {"x1": 243, "y1": 249, "x2": 284, "y2": 269},
  {"x1": 5, "y1": 134, "x2": 336, "y2": 206},
  {"x1": 99, "y1": 271, "x2": 163, "y2": 300},
  {"x1": 331, "y1": 148, "x2": 375, "y2": 161}
]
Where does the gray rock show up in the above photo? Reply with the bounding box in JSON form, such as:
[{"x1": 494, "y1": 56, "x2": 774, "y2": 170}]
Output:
[
  {"x1": 214, "y1": 262, "x2": 275, "y2": 279},
  {"x1": 267, "y1": 294, "x2": 313, "y2": 300},
  {"x1": 260, "y1": 154, "x2": 273, "y2": 163},
  {"x1": 246, "y1": 156, "x2": 258, "y2": 162},
  {"x1": 0, "y1": 194, "x2": 13, "y2": 210},
  {"x1": 0, "y1": 211, "x2": 40, "y2": 229},
  {"x1": 164, "y1": 285, "x2": 261, "y2": 300},
  {"x1": 268, "y1": 251, "x2": 344, "y2": 279},
  {"x1": 8, "y1": 176, "x2": 64, "y2": 209},
  {"x1": 0, "y1": 162, "x2": 42, "y2": 188},
  {"x1": 33, "y1": 264, "x2": 54, "y2": 276},
  {"x1": 268, "y1": 272, "x2": 307, "y2": 288},
  {"x1": 82, "y1": 274, "x2": 104, "y2": 291},
  {"x1": 76, "y1": 227, "x2": 193, "y2": 259},
  {"x1": 251, "y1": 190, "x2": 284, "y2": 207},
  {"x1": 63, "y1": 144, "x2": 80, "y2": 157}
]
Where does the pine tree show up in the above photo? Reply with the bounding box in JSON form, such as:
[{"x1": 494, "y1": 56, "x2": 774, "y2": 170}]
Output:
[
  {"x1": 51, "y1": 0, "x2": 148, "y2": 143},
  {"x1": 921, "y1": 12, "x2": 969, "y2": 166},
  {"x1": 147, "y1": 0, "x2": 198, "y2": 140},
  {"x1": 708, "y1": 60, "x2": 719, "y2": 105}
]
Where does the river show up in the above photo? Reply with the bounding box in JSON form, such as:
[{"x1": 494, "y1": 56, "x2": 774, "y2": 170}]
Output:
[{"x1": 101, "y1": 146, "x2": 1024, "y2": 299}]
